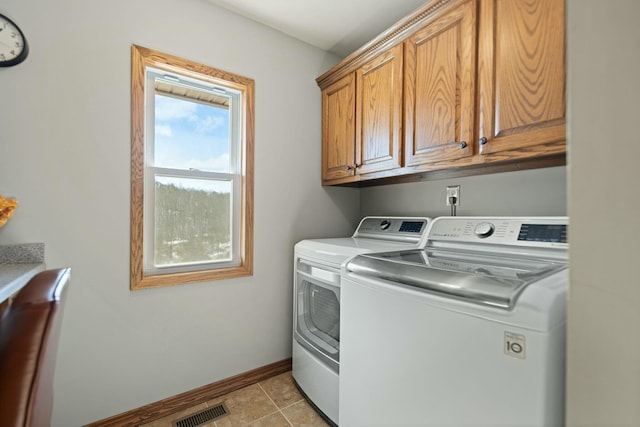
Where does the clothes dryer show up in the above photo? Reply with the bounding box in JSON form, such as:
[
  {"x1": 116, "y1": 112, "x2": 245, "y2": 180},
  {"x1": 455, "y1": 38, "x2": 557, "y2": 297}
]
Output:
[{"x1": 292, "y1": 216, "x2": 430, "y2": 426}]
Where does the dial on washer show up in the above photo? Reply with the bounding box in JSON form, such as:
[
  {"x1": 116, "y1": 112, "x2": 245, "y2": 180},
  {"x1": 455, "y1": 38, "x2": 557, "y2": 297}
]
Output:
[{"x1": 474, "y1": 222, "x2": 495, "y2": 238}]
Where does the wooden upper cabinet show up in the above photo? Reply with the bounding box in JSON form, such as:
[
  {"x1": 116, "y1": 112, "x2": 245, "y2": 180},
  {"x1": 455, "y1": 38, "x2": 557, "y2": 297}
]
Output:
[
  {"x1": 477, "y1": 0, "x2": 566, "y2": 158},
  {"x1": 355, "y1": 44, "x2": 404, "y2": 175},
  {"x1": 317, "y1": 0, "x2": 567, "y2": 185},
  {"x1": 322, "y1": 73, "x2": 356, "y2": 181},
  {"x1": 404, "y1": 0, "x2": 476, "y2": 167}
]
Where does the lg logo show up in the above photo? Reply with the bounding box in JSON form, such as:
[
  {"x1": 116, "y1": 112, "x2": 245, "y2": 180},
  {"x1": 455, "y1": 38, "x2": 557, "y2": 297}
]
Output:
[
  {"x1": 504, "y1": 332, "x2": 526, "y2": 359},
  {"x1": 506, "y1": 341, "x2": 523, "y2": 353}
]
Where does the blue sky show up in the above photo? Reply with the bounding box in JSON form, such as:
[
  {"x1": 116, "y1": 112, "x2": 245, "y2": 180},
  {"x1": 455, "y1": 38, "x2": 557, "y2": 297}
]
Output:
[{"x1": 154, "y1": 94, "x2": 230, "y2": 173}]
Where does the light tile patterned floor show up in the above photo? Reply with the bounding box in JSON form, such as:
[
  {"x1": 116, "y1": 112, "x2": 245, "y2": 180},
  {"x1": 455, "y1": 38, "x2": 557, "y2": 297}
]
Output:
[{"x1": 140, "y1": 372, "x2": 330, "y2": 427}]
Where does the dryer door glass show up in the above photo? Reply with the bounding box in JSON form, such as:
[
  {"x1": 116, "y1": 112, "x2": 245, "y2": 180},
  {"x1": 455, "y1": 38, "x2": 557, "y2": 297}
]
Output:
[
  {"x1": 295, "y1": 261, "x2": 340, "y2": 373},
  {"x1": 305, "y1": 284, "x2": 340, "y2": 345}
]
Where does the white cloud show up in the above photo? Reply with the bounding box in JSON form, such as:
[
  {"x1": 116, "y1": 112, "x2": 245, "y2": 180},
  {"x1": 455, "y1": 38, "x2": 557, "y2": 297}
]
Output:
[
  {"x1": 155, "y1": 97, "x2": 197, "y2": 121},
  {"x1": 186, "y1": 153, "x2": 231, "y2": 173},
  {"x1": 196, "y1": 115, "x2": 225, "y2": 133},
  {"x1": 155, "y1": 124, "x2": 173, "y2": 137},
  {"x1": 156, "y1": 97, "x2": 226, "y2": 137}
]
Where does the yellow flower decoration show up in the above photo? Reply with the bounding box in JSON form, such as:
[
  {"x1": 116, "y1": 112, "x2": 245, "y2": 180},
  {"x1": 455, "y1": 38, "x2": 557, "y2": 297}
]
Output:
[{"x1": 0, "y1": 195, "x2": 18, "y2": 228}]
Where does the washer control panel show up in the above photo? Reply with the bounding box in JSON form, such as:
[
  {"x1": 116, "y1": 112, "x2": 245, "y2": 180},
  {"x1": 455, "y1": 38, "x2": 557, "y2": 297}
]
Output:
[
  {"x1": 354, "y1": 217, "x2": 430, "y2": 243},
  {"x1": 428, "y1": 217, "x2": 567, "y2": 247},
  {"x1": 517, "y1": 223, "x2": 567, "y2": 243}
]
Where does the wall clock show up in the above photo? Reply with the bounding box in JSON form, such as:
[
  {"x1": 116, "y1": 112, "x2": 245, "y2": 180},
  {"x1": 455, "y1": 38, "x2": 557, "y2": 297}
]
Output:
[{"x1": 0, "y1": 13, "x2": 28, "y2": 67}]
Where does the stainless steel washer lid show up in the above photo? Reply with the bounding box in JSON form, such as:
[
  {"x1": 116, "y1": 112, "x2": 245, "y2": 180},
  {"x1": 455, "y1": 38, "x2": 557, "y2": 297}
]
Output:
[{"x1": 346, "y1": 248, "x2": 567, "y2": 309}]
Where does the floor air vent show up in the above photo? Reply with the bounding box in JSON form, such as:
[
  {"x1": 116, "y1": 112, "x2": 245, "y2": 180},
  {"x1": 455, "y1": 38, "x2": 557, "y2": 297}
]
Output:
[{"x1": 173, "y1": 403, "x2": 229, "y2": 427}]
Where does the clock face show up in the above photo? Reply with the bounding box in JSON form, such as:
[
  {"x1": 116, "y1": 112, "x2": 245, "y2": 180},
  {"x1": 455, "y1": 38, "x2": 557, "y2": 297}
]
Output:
[{"x1": 0, "y1": 14, "x2": 28, "y2": 67}]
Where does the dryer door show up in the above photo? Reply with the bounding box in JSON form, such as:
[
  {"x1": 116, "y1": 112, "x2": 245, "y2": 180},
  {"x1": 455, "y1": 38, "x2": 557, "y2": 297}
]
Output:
[{"x1": 294, "y1": 259, "x2": 340, "y2": 373}]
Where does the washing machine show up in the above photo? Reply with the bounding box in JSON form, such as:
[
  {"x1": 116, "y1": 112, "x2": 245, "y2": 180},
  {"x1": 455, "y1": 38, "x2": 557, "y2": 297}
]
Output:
[
  {"x1": 292, "y1": 216, "x2": 431, "y2": 426},
  {"x1": 340, "y1": 216, "x2": 568, "y2": 427}
]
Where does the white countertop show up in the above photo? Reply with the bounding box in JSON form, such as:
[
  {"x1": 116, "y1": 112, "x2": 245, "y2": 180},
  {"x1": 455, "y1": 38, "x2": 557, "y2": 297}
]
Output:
[
  {"x1": 0, "y1": 243, "x2": 46, "y2": 302},
  {"x1": 0, "y1": 263, "x2": 46, "y2": 302}
]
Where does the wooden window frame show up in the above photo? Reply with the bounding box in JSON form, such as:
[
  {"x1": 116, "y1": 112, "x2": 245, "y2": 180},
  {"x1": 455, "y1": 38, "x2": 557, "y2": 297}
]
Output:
[{"x1": 130, "y1": 45, "x2": 254, "y2": 290}]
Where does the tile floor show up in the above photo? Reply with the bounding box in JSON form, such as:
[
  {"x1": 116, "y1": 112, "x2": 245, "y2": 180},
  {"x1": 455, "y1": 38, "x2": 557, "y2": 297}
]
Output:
[{"x1": 140, "y1": 372, "x2": 330, "y2": 427}]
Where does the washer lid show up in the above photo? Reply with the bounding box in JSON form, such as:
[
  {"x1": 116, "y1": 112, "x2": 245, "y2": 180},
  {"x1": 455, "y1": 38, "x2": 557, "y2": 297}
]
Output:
[{"x1": 346, "y1": 248, "x2": 567, "y2": 310}]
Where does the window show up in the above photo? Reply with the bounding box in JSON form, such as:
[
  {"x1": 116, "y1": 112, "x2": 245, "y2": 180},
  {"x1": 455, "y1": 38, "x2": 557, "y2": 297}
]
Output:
[{"x1": 131, "y1": 45, "x2": 254, "y2": 290}]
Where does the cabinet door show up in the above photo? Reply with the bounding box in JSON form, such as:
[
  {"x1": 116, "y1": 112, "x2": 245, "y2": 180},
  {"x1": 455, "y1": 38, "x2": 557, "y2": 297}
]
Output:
[
  {"x1": 477, "y1": 0, "x2": 566, "y2": 157},
  {"x1": 322, "y1": 74, "x2": 357, "y2": 181},
  {"x1": 355, "y1": 44, "x2": 403, "y2": 175},
  {"x1": 404, "y1": 0, "x2": 476, "y2": 167}
]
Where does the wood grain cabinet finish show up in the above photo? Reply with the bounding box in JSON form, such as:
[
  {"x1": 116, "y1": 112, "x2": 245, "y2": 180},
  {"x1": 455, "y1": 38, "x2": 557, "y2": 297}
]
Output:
[
  {"x1": 356, "y1": 44, "x2": 404, "y2": 176},
  {"x1": 404, "y1": 0, "x2": 476, "y2": 167},
  {"x1": 321, "y1": 46, "x2": 403, "y2": 183},
  {"x1": 317, "y1": 0, "x2": 566, "y2": 186},
  {"x1": 321, "y1": 73, "x2": 356, "y2": 181},
  {"x1": 476, "y1": 0, "x2": 566, "y2": 160}
]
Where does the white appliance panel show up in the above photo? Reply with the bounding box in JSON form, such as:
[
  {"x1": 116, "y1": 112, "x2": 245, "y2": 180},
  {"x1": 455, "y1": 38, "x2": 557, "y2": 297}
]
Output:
[
  {"x1": 293, "y1": 216, "x2": 431, "y2": 426},
  {"x1": 340, "y1": 274, "x2": 565, "y2": 427},
  {"x1": 339, "y1": 217, "x2": 568, "y2": 427},
  {"x1": 292, "y1": 343, "x2": 339, "y2": 422}
]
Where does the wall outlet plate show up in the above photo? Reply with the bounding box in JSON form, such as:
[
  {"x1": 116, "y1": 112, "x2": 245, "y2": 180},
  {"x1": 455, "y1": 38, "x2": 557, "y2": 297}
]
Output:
[{"x1": 446, "y1": 185, "x2": 460, "y2": 206}]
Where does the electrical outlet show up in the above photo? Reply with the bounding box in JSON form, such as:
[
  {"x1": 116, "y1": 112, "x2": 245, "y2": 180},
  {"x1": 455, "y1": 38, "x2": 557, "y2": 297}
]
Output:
[{"x1": 446, "y1": 185, "x2": 460, "y2": 206}]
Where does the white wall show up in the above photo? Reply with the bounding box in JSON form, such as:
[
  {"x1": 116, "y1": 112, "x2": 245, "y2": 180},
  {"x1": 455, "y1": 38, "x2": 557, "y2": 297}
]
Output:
[
  {"x1": 360, "y1": 166, "x2": 567, "y2": 218},
  {"x1": 566, "y1": 1, "x2": 640, "y2": 425},
  {"x1": 7, "y1": 0, "x2": 637, "y2": 425},
  {"x1": 0, "y1": 0, "x2": 359, "y2": 425}
]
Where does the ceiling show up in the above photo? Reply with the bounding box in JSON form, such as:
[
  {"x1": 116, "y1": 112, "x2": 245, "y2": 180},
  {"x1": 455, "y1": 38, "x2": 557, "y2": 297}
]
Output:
[{"x1": 204, "y1": 0, "x2": 429, "y2": 58}]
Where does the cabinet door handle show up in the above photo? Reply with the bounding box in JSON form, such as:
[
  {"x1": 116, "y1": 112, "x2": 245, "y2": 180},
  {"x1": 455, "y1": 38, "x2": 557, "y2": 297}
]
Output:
[
  {"x1": 345, "y1": 165, "x2": 352, "y2": 171},
  {"x1": 479, "y1": 137, "x2": 488, "y2": 145},
  {"x1": 459, "y1": 141, "x2": 468, "y2": 149},
  {"x1": 354, "y1": 163, "x2": 360, "y2": 169}
]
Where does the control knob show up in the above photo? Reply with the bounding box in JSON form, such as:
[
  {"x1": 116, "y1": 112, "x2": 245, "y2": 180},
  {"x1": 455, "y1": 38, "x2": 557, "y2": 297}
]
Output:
[
  {"x1": 474, "y1": 222, "x2": 495, "y2": 238},
  {"x1": 380, "y1": 220, "x2": 391, "y2": 230}
]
